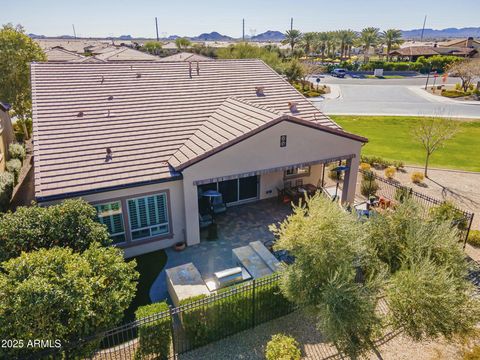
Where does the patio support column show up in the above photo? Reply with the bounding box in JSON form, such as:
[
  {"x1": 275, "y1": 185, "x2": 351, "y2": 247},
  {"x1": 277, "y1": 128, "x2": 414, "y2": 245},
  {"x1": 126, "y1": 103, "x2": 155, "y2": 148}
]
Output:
[
  {"x1": 341, "y1": 156, "x2": 359, "y2": 204},
  {"x1": 182, "y1": 177, "x2": 201, "y2": 247}
]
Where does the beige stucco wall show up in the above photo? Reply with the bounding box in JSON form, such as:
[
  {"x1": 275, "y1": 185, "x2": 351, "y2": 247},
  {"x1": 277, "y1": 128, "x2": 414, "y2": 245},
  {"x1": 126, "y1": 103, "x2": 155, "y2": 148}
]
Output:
[
  {"x1": 181, "y1": 120, "x2": 362, "y2": 246},
  {"x1": 41, "y1": 179, "x2": 186, "y2": 258}
]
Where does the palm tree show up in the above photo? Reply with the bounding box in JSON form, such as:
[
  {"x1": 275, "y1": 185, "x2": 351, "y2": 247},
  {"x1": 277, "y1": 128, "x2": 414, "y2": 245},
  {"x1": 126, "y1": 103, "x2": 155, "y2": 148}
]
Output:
[
  {"x1": 381, "y1": 29, "x2": 403, "y2": 61},
  {"x1": 343, "y1": 30, "x2": 358, "y2": 59},
  {"x1": 282, "y1": 29, "x2": 303, "y2": 53},
  {"x1": 325, "y1": 31, "x2": 337, "y2": 59},
  {"x1": 316, "y1": 32, "x2": 330, "y2": 61},
  {"x1": 359, "y1": 27, "x2": 380, "y2": 62},
  {"x1": 301, "y1": 32, "x2": 317, "y2": 56}
]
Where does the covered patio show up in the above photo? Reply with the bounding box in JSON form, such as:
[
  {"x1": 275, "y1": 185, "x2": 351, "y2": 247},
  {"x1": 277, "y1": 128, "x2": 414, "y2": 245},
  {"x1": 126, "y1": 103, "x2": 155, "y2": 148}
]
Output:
[{"x1": 150, "y1": 198, "x2": 292, "y2": 302}]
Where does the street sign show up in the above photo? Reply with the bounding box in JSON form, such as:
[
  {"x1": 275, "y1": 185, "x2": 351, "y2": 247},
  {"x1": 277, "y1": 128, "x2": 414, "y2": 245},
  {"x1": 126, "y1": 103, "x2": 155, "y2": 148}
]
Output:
[{"x1": 316, "y1": 78, "x2": 321, "y2": 83}]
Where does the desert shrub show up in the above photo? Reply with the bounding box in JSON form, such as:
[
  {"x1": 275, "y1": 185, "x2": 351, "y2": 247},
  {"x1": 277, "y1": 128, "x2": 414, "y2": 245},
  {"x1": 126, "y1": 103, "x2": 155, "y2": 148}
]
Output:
[
  {"x1": 6, "y1": 158, "x2": 21, "y2": 185},
  {"x1": 394, "y1": 187, "x2": 412, "y2": 203},
  {"x1": 393, "y1": 160, "x2": 404, "y2": 170},
  {"x1": 135, "y1": 302, "x2": 171, "y2": 360},
  {"x1": 8, "y1": 143, "x2": 26, "y2": 162},
  {"x1": 360, "y1": 162, "x2": 371, "y2": 171},
  {"x1": 467, "y1": 230, "x2": 480, "y2": 248},
  {"x1": 0, "y1": 172, "x2": 14, "y2": 212},
  {"x1": 384, "y1": 166, "x2": 396, "y2": 179},
  {"x1": 430, "y1": 201, "x2": 468, "y2": 231},
  {"x1": 360, "y1": 171, "x2": 379, "y2": 197},
  {"x1": 360, "y1": 155, "x2": 394, "y2": 169},
  {"x1": 0, "y1": 198, "x2": 111, "y2": 262},
  {"x1": 442, "y1": 89, "x2": 468, "y2": 98},
  {"x1": 455, "y1": 83, "x2": 462, "y2": 90},
  {"x1": 410, "y1": 171, "x2": 424, "y2": 184},
  {"x1": 265, "y1": 334, "x2": 301, "y2": 360}
]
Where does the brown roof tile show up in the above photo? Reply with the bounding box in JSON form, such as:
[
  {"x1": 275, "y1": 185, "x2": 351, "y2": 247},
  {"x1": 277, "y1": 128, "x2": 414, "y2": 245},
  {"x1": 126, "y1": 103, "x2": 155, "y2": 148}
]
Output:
[{"x1": 32, "y1": 59, "x2": 344, "y2": 199}]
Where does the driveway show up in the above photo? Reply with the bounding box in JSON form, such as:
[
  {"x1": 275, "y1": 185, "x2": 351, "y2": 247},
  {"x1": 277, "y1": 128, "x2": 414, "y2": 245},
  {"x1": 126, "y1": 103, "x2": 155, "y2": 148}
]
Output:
[{"x1": 313, "y1": 76, "x2": 480, "y2": 118}]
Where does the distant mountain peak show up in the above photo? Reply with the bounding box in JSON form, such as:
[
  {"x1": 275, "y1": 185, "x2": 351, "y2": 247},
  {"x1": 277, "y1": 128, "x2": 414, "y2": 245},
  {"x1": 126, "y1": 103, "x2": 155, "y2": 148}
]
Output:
[
  {"x1": 401, "y1": 27, "x2": 480, "y2": 39},
  {"x1": 250, "y1": 30, "x2": 285, "y2": 42}
]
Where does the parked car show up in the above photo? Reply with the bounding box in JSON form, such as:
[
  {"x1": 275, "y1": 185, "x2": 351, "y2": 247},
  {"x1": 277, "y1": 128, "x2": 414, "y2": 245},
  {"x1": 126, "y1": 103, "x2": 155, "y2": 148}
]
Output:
[{"x1": 331, "y1": 68, "x2": 347, "y2": 78}]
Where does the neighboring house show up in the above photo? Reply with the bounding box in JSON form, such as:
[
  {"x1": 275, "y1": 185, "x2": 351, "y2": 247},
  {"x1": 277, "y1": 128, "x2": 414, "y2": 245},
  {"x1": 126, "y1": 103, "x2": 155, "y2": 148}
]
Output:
[
  {"x1": 159, "y1": 52, "x2": 213, "y2": 62},
  {"x1": 0, "y1": 102, "x2": 14, "y2": 172},
  {"x1": 92, "y1": 47, "x2": 160, "y2": 62},
  {"x1": 390, "y1": 44, "x2": 478, "y2": 61},
  {"x1": 439, "y1": 37, "x2": 480, "y2": 49},
  {"x1": 31, "y1": 60, "x2": 367, "y2": 257},
  {"x1": 44, "y1": 47, "x2": 86, "y2": 62}
]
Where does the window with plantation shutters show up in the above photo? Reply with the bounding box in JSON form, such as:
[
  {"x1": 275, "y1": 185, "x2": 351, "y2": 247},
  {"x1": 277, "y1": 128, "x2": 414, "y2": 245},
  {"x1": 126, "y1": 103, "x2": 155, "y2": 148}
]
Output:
[
  {"x1": 127, "y1": 193, "x2": 169, "y2": 241},
  {"x1": 94, "y1": 201, "x2": 126, "y2": 244}
]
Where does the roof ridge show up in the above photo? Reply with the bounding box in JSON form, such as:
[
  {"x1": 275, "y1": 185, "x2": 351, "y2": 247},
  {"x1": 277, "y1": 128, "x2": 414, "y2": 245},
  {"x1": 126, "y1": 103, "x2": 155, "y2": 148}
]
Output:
[{"x1": 225, "y1": 97, "x2": 282, "y2": 116}]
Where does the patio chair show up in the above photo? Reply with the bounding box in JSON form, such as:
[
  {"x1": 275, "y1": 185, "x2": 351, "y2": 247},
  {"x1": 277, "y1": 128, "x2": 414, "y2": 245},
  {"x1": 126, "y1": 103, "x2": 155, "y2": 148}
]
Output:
[
  {"x1": 212, "y1": 195, "x2": 227, "y2": 215},
  {"x1": 295, "y1": 179, "x2": 303, "y2": 187},
  {"x1": 199, "y1": 213, "x2": 213, "y2": 228}
]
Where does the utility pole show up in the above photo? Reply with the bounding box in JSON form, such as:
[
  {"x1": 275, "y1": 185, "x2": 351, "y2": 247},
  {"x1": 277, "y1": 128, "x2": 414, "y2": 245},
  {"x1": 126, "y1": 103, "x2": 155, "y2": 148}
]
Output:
[
  {"x1": 155, "y1": 17, "x2": 159, "y2": 42},
  {"x1": 420, "y1": 15, "x2": 427, "y2": 42},
  {"x1": 290, "y1": 17, "x2": 293, "y2": 31},
  {"x1": 72, "y1": 24, "x2": 77, "y2": 39},
  {"x1": 242, "y1": 18, "x2": 245, "y2": 41}
]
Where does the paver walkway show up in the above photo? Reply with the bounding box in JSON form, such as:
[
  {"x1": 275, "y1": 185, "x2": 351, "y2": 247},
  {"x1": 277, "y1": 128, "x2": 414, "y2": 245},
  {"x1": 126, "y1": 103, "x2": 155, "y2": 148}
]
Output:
[{"x1": 150, "y1": 199, "x2": 291, "y2": 302}]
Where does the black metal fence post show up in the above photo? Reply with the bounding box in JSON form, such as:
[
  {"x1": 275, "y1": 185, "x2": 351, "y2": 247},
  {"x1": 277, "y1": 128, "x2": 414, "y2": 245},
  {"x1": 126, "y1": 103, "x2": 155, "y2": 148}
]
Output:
[
  {"x1": 252, "y1": 279, "x2": 256, "y2": 328},
  {"x1": 169, "y1": 305, "x2": 177, "y2": 360},
  {"x1": 464, "y1": 214, "x2": 475, "y2": 249}
]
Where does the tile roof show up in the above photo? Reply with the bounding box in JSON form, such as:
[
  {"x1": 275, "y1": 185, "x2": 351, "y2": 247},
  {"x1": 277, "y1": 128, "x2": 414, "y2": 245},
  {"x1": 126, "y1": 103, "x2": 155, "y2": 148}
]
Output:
[
  {"x1": 44, "y1": 47, "x2": 86, "y2": 62},
  {"x1": 390, "y1": 46, "x2": 477, "y2": 57},
  {"x1": 31, "y1": 59, "x2": 345, "y2": 200},
  {"x1": 93, "y1": 47, "x2": 160, "y2": 62},
  {"x1": 159, "y1": 52, "x2": 213, "y2": 62}
]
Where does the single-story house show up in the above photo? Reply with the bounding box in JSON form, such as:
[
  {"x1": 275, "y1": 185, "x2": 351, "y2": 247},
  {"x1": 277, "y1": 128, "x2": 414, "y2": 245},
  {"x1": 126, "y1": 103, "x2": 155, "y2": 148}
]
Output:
[
  {"x1": 44, "y1": 47, "x2": 86, "y2": 62},
  {"x1": 159, "y1": 52, "x2": 213, "y2": 62},
  {"x1": 389, "y1": 45, "x2": 478, "y2": 61},
  {"x1": 31, "y1": 60, "x2": 367, "y2": 257}
]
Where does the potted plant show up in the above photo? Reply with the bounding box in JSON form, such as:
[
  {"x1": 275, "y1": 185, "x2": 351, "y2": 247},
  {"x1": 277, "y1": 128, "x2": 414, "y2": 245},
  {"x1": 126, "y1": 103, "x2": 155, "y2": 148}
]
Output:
[{"x1": 174, "y1": 241, "x2": 186, "y2": 251}]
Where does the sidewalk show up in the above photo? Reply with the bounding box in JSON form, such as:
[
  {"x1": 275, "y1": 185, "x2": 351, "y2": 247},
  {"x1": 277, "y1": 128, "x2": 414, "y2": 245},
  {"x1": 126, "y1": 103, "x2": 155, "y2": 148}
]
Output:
[{"x1": 408, "y1": 86, "x2": 480, "y2": 106}]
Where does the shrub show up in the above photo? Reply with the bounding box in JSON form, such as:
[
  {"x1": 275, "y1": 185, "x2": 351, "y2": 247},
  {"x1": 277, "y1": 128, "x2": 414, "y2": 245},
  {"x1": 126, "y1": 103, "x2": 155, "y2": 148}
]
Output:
[
  {"x1": 8, "y1": 143, "x2": 26, "y2": 162},
  {"x1": 410, "y1": 171, "x2": 424, "y2": 184},
  {"x1": 464, "y1": 345, "x2": 480, "y2": 360},
  {"x1": 393, "y1": 160, "x2": 404, "y2": 170},
  {"x1": 442, "y1": 89, "x2": 468, "y2": 98},
  {"x1": 394, "y1": 187, "x2": 412, "y2": 203},
  {"x1": 265, "y1": 334, "x2": 301, "y2": 360},
  {"x1": 360, "y1": 171, "x2": 379, "y2": 197},
  {"x1": 0, "y1": 172, "x2": 14, "y2": 212},
  {"x1": 455, "y1": 83, "x2": 462, "y2": 91},
  {"x1": 0, "y1": 198, "x2": 111, "y2": 262},
  {"x1": 6, "y1": 158, "x2": 22, "y2": 185},
  {"x1": 180, "y1": 277, "x2": 292, "y2": 348},
  {"x1": 0, "y1": 245, "x2": 138, "y2": 359},
  {"x1": 384, "y1": 166, "x2": 396, "y2": 179},
  {"x1": 430, "y1": 201, "x2": 468, "y2": 231},
  {"x1": 467, "y1": 230, "x2": 480, "y2": 248},
  {"x1": 359, "y1": 162, "x2": 371, "y2": 171},
  {"x1": 135, "y1": 302, "x2": 171, "y2": 360}
]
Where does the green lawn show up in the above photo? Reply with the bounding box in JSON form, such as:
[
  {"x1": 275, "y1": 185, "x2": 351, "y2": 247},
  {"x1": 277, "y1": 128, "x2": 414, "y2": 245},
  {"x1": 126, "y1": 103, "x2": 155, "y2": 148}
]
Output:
[
  {"x1": 331, "y1": 116, "x2": 480, "y2": 172},
  {"x1": 123, "y1": 249, "x2": 167, "y2": 322}
]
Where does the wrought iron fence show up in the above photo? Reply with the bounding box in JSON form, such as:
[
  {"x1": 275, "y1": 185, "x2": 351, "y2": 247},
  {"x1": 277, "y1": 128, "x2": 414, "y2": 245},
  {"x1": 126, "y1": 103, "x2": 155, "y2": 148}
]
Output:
[
  {"x1": 30, "y1": 274, "x2": 295, "y2": 360},
  {"x1": 359, "y1": 169, "x2": 474, "y2": 247}
]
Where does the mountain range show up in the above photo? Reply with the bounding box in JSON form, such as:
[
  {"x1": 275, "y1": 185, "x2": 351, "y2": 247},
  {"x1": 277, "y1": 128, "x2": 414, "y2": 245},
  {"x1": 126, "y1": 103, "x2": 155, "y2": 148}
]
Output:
[{"x1": 29, "y1": 27, "x2": 480, "y2": 41}]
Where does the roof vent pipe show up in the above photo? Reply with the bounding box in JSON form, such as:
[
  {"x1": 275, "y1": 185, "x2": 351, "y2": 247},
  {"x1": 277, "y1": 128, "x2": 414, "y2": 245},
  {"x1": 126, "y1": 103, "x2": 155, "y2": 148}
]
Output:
[
  {"x1": 189, "y1": 62, "x2": 192, "y2": 78},
  {"x1": 105, "y1": 148, "x2": 113, "y2": 162},
  {"x1": 196, "y1": 61, "x2": 200, "y2": 75},
  {"x1": 255, "y1": 86, "x2": 265, "y2": 96},
  {"x1": 77, "y1": 111, "x2": 84, "y2": 117},
  {"x1": 288, "y1": 102, "x2": 298, "y2": 113}
]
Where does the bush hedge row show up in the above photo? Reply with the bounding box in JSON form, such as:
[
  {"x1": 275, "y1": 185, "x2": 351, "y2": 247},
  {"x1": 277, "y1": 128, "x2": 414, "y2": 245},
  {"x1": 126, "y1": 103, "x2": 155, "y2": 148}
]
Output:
[
  {"x1": 0, "y1": 172, "x2": 14, "y2": 212},
  {"x1": 135, "y1": 302, "x2": 171, "y2": 360}
]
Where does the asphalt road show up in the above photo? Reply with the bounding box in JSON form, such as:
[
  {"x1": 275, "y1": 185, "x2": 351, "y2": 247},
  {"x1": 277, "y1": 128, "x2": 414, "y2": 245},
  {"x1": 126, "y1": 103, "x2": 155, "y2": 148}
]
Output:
[{"x1": 312, "y1": 76, "x2": 480, "y2": 118}]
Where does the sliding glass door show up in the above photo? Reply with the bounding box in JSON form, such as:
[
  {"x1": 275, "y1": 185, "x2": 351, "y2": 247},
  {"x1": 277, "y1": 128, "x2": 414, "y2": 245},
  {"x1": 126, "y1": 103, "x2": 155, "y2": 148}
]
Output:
[{"x1": 198, "y1": 175, "x2": 259, "y2": 206}]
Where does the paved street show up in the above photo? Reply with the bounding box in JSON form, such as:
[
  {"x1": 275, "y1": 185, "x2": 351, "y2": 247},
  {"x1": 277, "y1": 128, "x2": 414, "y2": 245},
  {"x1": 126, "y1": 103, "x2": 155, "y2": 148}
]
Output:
[{"x1": 312, "y1": 76, "x2": 480, "y2": 118}]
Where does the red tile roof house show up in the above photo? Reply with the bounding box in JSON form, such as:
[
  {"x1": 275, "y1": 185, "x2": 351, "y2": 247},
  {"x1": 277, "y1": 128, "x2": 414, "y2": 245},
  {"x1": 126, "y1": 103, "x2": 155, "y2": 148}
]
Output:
[{"x1": 31, "y1": 60, "x2": 367, "y2": 257}]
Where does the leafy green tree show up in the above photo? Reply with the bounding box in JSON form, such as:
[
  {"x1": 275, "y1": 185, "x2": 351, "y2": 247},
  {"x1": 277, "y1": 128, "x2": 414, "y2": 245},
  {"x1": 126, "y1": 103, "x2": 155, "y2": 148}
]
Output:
[
  {"x1": 273, "y1": 196, "x2": 480, "y2": 359},
  {"x1": 271, "y1": 196, "x2": 383, "y2": 359},
  {"x1": 0, "y1": 245, "x2": 138, "y2": 358},
  {"x1": 175, "y1": 37, "x2": 192, "y2": 50},
  {"x1": 283, "y1": 59, "x2": 305, "y2": 83},
  {"x1": 380, "y1": 29, "x2": 403, "y2": 61},
  {"x1": 143, "y1": 41, "x2": 162, "y2": 54},
  {"x1": 0, "y1": 24, "x2": 46, "y2": 137},
  {"x1": 282, "y1": 29, "x2": 303, "y2": 53},
  {"x1": 0, "y1": 198, "x2": 111, "y2": 262},
  {"x1": 359, "y1": 27, "x2": 380, "y2": 62}
]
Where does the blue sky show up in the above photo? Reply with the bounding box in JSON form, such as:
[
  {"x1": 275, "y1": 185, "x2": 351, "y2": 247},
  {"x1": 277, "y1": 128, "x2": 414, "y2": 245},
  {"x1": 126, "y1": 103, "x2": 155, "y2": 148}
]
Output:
[{"x1": 1, "y1": 0, "x2": 479, "y2": 38}]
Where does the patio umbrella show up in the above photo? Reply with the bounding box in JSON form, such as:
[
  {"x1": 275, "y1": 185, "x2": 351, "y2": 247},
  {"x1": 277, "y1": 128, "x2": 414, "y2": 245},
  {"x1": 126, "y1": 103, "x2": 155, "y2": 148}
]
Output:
[{"x1": 202, "y1": 190, "x2": 222, "y2": 198}]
